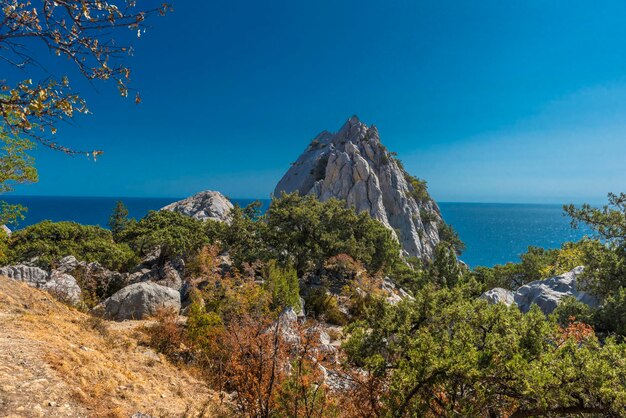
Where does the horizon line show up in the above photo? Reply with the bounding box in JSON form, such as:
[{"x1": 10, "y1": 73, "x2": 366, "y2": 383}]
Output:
[{"x1": 2, "y1": 194, "x2": 598, "y2": 206}]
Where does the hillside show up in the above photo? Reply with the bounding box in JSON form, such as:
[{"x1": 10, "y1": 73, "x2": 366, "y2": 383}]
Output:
[{"x1": 0, "y1": 276, "x2": 222, "y2": 418}]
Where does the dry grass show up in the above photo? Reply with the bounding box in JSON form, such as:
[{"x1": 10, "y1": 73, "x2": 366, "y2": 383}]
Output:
[{"x1": 0, "y1": 276, "x2": 232, "y2": 418}]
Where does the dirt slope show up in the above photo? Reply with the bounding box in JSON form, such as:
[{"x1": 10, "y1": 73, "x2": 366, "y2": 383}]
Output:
[{"x1": 0, "y1": 276, "x2": 224, "y2": 418}]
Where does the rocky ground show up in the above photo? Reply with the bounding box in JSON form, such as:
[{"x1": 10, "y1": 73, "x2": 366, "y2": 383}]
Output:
[{"x1": 0, "y1": 276, "x2": 225, "y2": 418}]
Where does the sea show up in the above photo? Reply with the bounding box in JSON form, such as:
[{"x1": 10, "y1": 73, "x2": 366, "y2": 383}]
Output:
[{"x1": 1, "y1": 196, "x2": 592, "y2": 268}]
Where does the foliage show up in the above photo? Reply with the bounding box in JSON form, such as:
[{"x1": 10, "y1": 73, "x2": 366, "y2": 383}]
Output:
[
  {"x1": 263, "y1": 260, "x2": 301, "y2": 312},
  {"x1": 562, "y1": 193, "x2": 626, "y2": 337},
  {"x1": 0, "y1": 131, "x2": 37, "y2": 226},
  {"x1": 343, "y1": 285, "x2": 626, "y2": 417},
  {"x1": 436, "y1": 221, "x2": 465, "y2": 256},
  {"x1": 117, "y1": 210, "x2": 209, "y2": 260},
  {"x1": 472, "y1": 241, "x2": 593, "y2": 292},
  {"x1": 217, "y1": 203, "x2": 268, "y2": 268},
  {"x1": 108, "y1": 200, "x2": 133, "y2": 240},
  {"x1": 428, "y1": 242, "x2": 466, "y2": 289},
  {"x1": 565, "y1": 192, "x2": 626, "y2": 243},
  {"x1": 7, "y1": 220, "x2": 136, "y2": 271},
  {"x1": 304, "y1": 287, "x2": 348, "y2": 326},
  {"x1": 403, "y1": 172, "x2": 431, "y2": 204},
  {"x1": 0, "y1": 226, "x2": 8, "y2": 265},
  {"x1": 150, "y1": 247, "x2": 336, "y2": 417},
  {"x1": 266, "y1": 193, "x2": 402, "y2": 275}
]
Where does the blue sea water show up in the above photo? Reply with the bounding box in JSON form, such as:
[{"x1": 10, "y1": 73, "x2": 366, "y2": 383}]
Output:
[{"x1": 1, "y1": 196, "x2": 590, "y2": 268}]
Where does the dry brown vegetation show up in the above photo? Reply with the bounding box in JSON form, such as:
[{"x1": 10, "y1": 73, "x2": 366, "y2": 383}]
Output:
[{"x1": 0, "y1": 276, "x2": 228, "y2": 418}]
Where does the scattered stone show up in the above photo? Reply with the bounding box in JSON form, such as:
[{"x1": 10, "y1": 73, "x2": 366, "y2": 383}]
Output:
[
  {"x1": 161, "y1": 190, "x2": 233, "y2": 222},
  {"x1": 274, "y1": 116, "x2": 443, "y2": 259},
  {"x1": 93, "y1": 282, "x2": 181, "y2": 321}
]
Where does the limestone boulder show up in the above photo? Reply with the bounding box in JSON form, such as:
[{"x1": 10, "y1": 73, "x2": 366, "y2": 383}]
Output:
[
  {"x1": 480, "y1": 288, "x2": 515, "y2": 306},
  {"x1": 42, "y1": 272, "x2": 82, "y2": 305},
  {"x1": 94, "y1": 282, "x2": 181, "y2": 321},
  {"x1": 514, "y1": 266, "x2": 598, "y2": 314}
]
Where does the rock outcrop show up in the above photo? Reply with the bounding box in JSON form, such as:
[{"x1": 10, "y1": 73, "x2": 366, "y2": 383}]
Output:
[
  {"x1": 55, "y1": 255, "x2": 127, "y2": 298},
  {"x1": 514, "y1": 266, "x2": 598, "y2": 314},
  {"x1": 94, "y1": 282, "x2": 181, "y2": 321},
  {"x1": 160, "y1": 191, "x2": 233, "y2": 222},
  {"x1": 1, "y1": 225, "x2": 11, "y2": 236},
  {"x1": 0, "y1": 264, "x2": 49, "y2": 287},
  {"x1": 274, "y1": 116, "x2": 443, "y2": 259},
  {"x1": 480, "y1": 288, "x2": 515, "y2": 306},
  {"x1": 481, "y1": 267, "x2": 599, "y2": 314},
  {"x1": 42, "y1": 272, "x2": 82, "y2": 305}
]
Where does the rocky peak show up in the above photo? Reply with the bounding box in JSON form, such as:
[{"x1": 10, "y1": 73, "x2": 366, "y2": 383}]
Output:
[
  {"x1": 274, "y1": 116, "x2": 443, "y2": 260},
  {"x1": 160, "y1": 190, "x2": 233, "y2": 222}
]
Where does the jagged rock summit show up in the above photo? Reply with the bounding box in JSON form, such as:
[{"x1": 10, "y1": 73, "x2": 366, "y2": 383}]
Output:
[
  {"x1": 274, "y1": 116, "x2": 443, "y2": 259},
  {"x1": 160, "y1": 190, "x2": 233, "y2": 222}
]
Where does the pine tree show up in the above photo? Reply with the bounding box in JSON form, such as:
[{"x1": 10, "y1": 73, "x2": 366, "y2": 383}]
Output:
[{"x1": 108, "y1": 201, "x2": 131, "y2": 239}]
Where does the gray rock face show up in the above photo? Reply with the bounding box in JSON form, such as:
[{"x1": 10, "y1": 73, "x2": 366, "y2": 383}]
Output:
[
  {"x1": 482, "y1": 267, "x2": 598, "y2": 315},
  {"x1": 1, "y1": 225, "x2": 11, "y2": 236},
  {"x1": 161, "y1": 191, "x2": 233, "y2": 222},
  {"x1": 480, "y1": 288, "x2": 515, "y2": 306},
  {"x1": 128, "y1": 257, "x2": 185, "y2": 291},
  {"x1": 0, "y1": 265, "x2": 49, "y2": 287},
  {"x1": 514, "y1": 266, "x2": 597, "y2": 314},
  {"x1": 42, "y1": 272, "x2": 82, "y2": 305},
  {"x1": 54, "y1": 255, "x2": 127, "y2": 297},
  {"x1": 95, "y1": 282, "x2": 181, "y2": 321},
  {"x1": 274, "y1": 116, "x2": 442, "y2": 259}
]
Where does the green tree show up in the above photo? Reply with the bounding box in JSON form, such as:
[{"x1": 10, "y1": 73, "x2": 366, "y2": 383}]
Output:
[
  {"x1": 428, "y1": 242, "x2": 465, "y2": 288},
  {"x1": 108, "y1": 201, "x2": 133, "y2": 240},
  {"x1": 266, "y1": 193, "x2": 402, "y2": 275},
  {"x1": 218, "y1": 203, "x2": 268, "y2": 268},
  {"x1": 264, "y1": 260, "x2": 301, "y2": 312},
  {"x1": 563, "y1": 193, "x2": 626, "y2": 336},
  {"x1": 437, "y1": 221, "x2": 465, "y2": 256}
]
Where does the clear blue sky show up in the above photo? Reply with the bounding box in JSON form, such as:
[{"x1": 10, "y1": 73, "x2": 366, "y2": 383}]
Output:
[{"x1": 14, "y1": 0, "x2": 626, "y2": 203}]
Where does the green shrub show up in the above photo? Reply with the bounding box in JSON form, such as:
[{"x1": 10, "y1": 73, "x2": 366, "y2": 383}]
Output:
[
  {"x1": 304, "y1": 287, "x2": 347, "y2": 325},
  {"x1": 117, "y1": 210, "x2": 209, "y2": 259},
  {"x1": 263, "y1": 260, "x2": 301, "y2": 311},
  {"x1": 0, "y1": 227, "x2": 8, "y2": 266},
  {"x1": 7, "y1": 221, "x2": 137, "y2": 271},
  {"x1": 266, "y1": 193, "x2": 402, "y2": 275},
  {"x1": 437, "y1": 220, "x2": 465, "y2": 255}
]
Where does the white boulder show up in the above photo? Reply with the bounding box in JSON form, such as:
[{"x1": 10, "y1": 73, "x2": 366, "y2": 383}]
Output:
[{"x1": 94, "y1": 282, "x2": 181, "y2": 321}]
